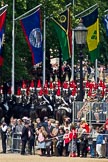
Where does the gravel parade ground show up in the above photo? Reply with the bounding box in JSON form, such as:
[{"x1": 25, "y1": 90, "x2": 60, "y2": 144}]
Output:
[{"x1": 0, "y1": 139, "x2": 107, "y2": 162}]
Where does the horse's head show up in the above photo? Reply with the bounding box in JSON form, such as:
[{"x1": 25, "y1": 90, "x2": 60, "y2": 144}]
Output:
[
  {"x1": 16, "y1": 96, "x2": 22, "y2": 104},
  {"x1": 40, "y1": 101, "x2": 46, "y2": 105},
  {"x1": 56, "y1": 97, "x2": 62, "y2": 104}
]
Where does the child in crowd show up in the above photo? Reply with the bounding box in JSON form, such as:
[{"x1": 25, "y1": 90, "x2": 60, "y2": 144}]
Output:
[{"x1": 63, "y1": 128, "x2": 70, "y2": 156}]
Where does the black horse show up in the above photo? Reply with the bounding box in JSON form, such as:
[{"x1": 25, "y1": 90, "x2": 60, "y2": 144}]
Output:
[
  {"x1": 0, "y1": 100, "x2": 13, "y2": 124},
  {"x1": 54, "y1": 91, "x2": 72, "y2": 124},
  {"x1": 55, "y1": 104, "x2": 72, "y2": 124},
  {"x1": 34, "y1": 95, "x2": 54, "y2": 121}
]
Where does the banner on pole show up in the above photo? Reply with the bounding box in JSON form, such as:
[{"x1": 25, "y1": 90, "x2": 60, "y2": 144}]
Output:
[
  {"x1": 81, "y1": 8, "x2": 99, "y2": 63},
  {"x1": 20, "y1": 8, "x2": 43, "y2": 65},
  {"x1": 51, "y1": 8, "x2": 72, "y2": 62},
  {"x1": 0, "y1": 9, "x2": 7, "y2": 66}
]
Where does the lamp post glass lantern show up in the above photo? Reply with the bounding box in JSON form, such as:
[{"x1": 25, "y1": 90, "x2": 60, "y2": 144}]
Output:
[
  {"x1": 74, "y1": 20, "x2": 87, "y2": 45},
  {"x1": 74, "y1": 20, "x2": 87, "y2": 101}
]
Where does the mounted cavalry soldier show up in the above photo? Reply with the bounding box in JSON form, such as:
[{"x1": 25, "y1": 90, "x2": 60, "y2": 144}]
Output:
[
  {"x1": 54, "y1": 86, "x2": 71, "y2": 124},
  {"x1": 36, "y1": 86, "x2": 54, "y2": 121},
  {"x1": 21, "y1": 80, "x2": 27, "y2": 95},
  {"x1": 36, "y1": 79, "x2": 42, "y2": 91},
  {"x1": 69, "y1": 77, "x2": 77, "y2": 102},
  {"x1": 29, "y1": 80, "x2": 35, "y2": 93},
  {"x1": 16, "y1": 87, "x2": 22, "y2": 103}
]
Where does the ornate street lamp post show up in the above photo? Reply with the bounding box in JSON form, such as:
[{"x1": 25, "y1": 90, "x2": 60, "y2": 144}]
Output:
[{"x1": 74, "y1": 19, "x2": 87, "y2": 101}]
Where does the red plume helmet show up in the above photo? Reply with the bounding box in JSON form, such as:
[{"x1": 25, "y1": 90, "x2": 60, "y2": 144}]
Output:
[
  {"x1": 37, "y1": 79, "x2": 41, "y2": 90},
  {"x1": 22, "y1": 80, "x2": 26, "y2": 89},
  {"x1": 44, "y1": 88, "x2": 48, "y2": 95},
  {"x1": 49, "y1": 81, "x2": 54, "y2": 90},
  {"x1": 7, "y1": 87, "x2": 12, "y2": 95},
  {"x1": 30, "y1": 80, "x2": 34, "y2": 88},
  {"x1": 17, "y1": 87, "x2": 21, "y2": 96},
  {"x1": 56, "y1": 88, "x2": 61, "y2": 98},
  {"x1": 38, "y1": 88, "x2": 43, "y2": 97}
]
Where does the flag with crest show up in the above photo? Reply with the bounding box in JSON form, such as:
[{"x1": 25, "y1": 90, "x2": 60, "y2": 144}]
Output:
[{"x1": 20, "y1": 8, "x2": 43, "y2": 65}]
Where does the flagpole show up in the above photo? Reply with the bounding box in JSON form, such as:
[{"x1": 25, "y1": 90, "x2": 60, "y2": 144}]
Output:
[
  {"x1": 0, "y1": 4, "x2": 8, "y2": 11},
  {"x1": 43, "y1": 3, "x2": 72, "y2": 87},
  {"x1": 71, "y1": 0, "x2": 75, "y2": 80},
  {"x1": 15, "y1": 4, "x2": 42, "y2": 21},
  {"x1": 95, "y1": 59, "x2": 98, "y2": 83},
  {"x1": 43, "y1": 8, "x2": 46, "y2": 87},
  {"x1": 104, "y1": 9, "x2": 108, "y2": 13},
  {"x1": 75, "y1": 3, "x2": 98, "y2": 18},
  {"x1": 45, "y1": 3, "x2": 72, "y2": 20},
  {"x1": 12, "y1": 0, "x2": 15, "y2": 95}
]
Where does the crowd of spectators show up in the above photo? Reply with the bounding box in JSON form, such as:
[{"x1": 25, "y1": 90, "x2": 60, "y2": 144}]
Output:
[
  {"x1": 1, "y1": 60, "x2": 108, "y2": 158},
  {"x1": 0, "y1": 115, "x2": 108, "y2": 159}
]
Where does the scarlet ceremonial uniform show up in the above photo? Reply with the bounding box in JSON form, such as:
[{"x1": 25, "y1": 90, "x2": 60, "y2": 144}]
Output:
[{"x1": 69, "y1": 80, "x2": 76, "y2": 90}]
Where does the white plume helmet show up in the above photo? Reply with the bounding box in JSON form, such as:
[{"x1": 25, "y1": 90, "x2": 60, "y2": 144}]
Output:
[
  {"x1": 84, "y1": 91, "x2": 87, "y2": 100},
  {"x1": 65, "y1": 73, "x2": 69, "y2": 82},
  {"x1": 70, "y1": 75, "x2": 73, "y2": 82},
  {"x1": 91, "y1": 76, "x2": 95, "y2": 82},
  {"x1": 99, "y1": 67, "x2": 103, "y2": 81},
  {"x1": 50, "y1": 75, "x2": 53, "y2": 82},
  {"x1": 55, "y1": 74, "x2": 58, "y2": 82},
  {"x1": 99, "y1": 74, "x2": 103, "y2": 81}
]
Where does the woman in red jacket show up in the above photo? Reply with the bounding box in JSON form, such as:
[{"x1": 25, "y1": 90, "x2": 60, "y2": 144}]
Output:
[{"x1": 68, "y1": 124, "x2": 77, "y2": 157}]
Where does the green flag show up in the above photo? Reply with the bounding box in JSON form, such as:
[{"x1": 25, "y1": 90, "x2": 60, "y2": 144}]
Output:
[
  {"x1": 51, "y1": 9, "x2": 72, "y2": 62},
  {"x1": 81, "y1": 8, "x2": 99, "y2": 63}
]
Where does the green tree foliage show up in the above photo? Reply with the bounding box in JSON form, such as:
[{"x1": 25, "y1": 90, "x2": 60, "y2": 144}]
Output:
[{"x1": 1, "y1": 0, "x2": 108, "y2": 83}]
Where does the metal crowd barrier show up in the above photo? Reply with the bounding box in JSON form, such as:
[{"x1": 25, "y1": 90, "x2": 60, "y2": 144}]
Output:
[
  {"x1": 6, "y1": 133, "x2": 38, "y2": 153},
  {"x1": 72, "y1": 101, "x2": 108, "y2": 124},
  {"x1": 7, "y1": 133, "x2": 22, "y2": 152}
]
